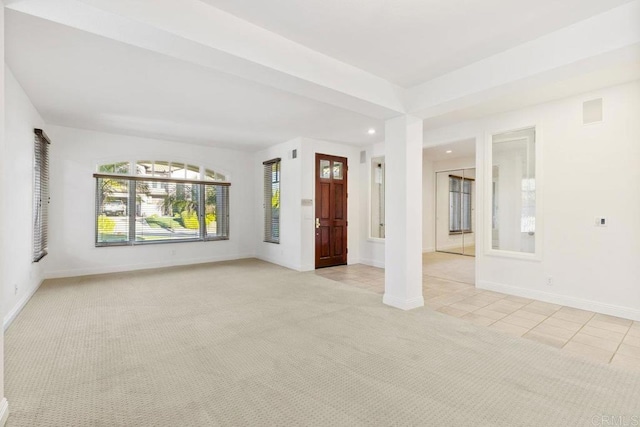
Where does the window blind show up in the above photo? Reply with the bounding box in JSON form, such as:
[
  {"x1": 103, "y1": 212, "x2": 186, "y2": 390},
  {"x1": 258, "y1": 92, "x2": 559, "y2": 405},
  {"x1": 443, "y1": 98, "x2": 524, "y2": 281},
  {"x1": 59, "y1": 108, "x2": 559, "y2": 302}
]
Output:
[
  {"x1": 33, "y1": 129, "x2": 51, "y2": 262},
  {"x1": 449, "y1": 175, "x2": 472, "y2": 234},
  {"x1": 263, "y1": 158, "x2": 281, "y2": 243}
]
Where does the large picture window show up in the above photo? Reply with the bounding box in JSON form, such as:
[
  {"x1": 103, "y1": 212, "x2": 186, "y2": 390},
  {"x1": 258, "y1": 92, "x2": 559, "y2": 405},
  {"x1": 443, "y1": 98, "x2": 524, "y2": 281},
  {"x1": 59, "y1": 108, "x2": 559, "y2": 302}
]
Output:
[
  {"x1": 95, "y1": 161, "x2": 230, "y2": 246},
  {"x1": 33, "y1": 129, "x2": 51, "y2": 262},
  {"x1": 263, "y1": 158, "x2": 280, "y2": 243}
]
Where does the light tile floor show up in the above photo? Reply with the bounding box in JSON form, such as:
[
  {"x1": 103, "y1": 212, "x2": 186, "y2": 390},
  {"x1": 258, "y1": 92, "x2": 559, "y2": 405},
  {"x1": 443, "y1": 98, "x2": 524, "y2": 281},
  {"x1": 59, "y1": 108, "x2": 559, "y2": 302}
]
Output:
[{"x1": 314, "y1": 254, "x2": 640, "y2": 371}]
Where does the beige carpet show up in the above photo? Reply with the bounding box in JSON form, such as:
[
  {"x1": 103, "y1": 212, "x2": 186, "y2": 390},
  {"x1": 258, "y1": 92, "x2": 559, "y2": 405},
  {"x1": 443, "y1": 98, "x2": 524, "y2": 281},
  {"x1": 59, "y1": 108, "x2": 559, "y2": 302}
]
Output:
[{"x1": 5, "y1": 259, "x2": 640, "y2": 426}]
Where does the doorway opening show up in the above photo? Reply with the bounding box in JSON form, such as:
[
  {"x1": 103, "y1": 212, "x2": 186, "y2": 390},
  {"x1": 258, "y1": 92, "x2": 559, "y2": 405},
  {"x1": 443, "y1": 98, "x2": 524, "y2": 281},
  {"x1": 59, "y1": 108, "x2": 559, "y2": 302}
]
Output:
[{"x1": 423, "y1": 138, "x2": 477, "y2": 285}]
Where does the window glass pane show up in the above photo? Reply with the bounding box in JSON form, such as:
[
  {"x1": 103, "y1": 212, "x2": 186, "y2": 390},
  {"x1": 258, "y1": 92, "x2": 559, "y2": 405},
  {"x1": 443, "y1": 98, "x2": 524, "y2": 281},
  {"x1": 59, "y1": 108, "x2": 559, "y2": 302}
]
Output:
[
  {"x1": 186, "y1": 164, "x2": 200, "y2": 180},
  {"x1": 370, "y1": 157, "x2": 385, "y2": 238},
  {"x1": 205, "y1": 168, "x2": 226, "y2": 182},
  {"x1": 97, "y1": 177, "x2": 130, "y2": 244},
  {"x1": 205, "y1": 185, "x2": 230, "y2": 239},
  {"x1": 170, "y1": 162, "x2": 185, "y2": 179},
  {"x1": 491, "y1": 127, "x2": 536, "y2": 253},
  {"x1": 137, "y1": 181, "x2": 200, "y2": 241},
  {"x1": 154, "y1": 161, "x2": 170, "y2": 177},
  {"x1": 333, "y1": 161, "x2": 343, "y2": 180},
  {"x1": 99, "y1": 162, "x2": 130, "y2": 174},
  {"x1": 320, "y1": 160, "x2": 330, "y2": 179},
  {"x1": 136, "y1": 161, "x2": 153, "y2": 176}
]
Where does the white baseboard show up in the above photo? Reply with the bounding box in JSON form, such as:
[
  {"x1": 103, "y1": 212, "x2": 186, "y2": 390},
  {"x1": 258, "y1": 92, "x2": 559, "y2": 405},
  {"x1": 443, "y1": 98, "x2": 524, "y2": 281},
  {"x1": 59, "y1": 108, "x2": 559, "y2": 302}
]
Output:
[
  {"x1": 255, "y1": 255, "x2": 301, "y2": 271},
  {"x1": 477, "y1": 280, "x2": 640, "y2": 322},
  {"x1": 359, "y1": 258, "x2": 385, "y2": 268},
  {"x1": 45, "y1": 253, "x2": 256, "y2": 279},
  {"x1": 383, "y1": 294, "x2": 424, "y2": 311},
  {"x1": 4, "y1": 279, "x2": 44, "y2": 331},
  {"x1": 0, "y1": 398, "x2": 8, "y2": 426}
]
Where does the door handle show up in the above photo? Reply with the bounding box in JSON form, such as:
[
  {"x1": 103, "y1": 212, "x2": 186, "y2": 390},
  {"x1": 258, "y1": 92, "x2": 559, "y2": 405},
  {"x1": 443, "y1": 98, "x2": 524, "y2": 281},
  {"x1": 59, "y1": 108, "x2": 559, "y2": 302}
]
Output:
[{"x1": 315, "y1": 218, "x2": 320, "y2": 229}]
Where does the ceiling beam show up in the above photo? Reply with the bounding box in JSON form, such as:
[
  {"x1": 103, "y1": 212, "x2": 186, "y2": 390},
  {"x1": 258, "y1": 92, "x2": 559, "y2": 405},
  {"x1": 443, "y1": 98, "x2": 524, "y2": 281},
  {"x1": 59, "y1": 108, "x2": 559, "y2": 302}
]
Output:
[
  {"x1": 407, "y1": 1, "x2": 640, "y2": 121},
  {"x1": 5, "y1": 0, "x2": 407, "y2": 119}
]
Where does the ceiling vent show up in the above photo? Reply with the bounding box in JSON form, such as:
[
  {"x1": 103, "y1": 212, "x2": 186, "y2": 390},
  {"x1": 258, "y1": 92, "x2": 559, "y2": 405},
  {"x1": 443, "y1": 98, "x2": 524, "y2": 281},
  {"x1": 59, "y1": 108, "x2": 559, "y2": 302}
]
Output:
[{"x1": 583, "y1": 98, "x2": 603, "y2": 125}]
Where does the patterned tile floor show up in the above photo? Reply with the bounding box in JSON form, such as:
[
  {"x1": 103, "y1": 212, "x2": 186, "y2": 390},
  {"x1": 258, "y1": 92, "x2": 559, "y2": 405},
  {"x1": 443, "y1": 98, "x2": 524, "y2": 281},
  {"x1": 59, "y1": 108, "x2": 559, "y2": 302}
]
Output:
[{"x1": 314, "y1": 253, "x2": 640, "y2": 371}]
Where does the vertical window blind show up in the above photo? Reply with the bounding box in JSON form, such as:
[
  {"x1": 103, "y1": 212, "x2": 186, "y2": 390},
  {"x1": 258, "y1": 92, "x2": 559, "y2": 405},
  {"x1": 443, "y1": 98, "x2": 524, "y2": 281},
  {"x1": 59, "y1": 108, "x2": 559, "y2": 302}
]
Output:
[
  {"x1": 263, "y1": 158, "x2": 281, "y2": 243},
  {"x1": 449, "y1": 175, "x2": 472, "y2": 233},
  {"x1": 33, "y1": 129, "x2": 51, "y2": 262}
]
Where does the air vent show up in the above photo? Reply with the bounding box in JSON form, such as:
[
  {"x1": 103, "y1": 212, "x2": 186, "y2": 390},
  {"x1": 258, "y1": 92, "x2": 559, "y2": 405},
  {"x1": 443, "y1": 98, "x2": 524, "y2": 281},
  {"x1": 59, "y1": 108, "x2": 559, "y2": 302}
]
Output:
[
  {"x1": 583, "y1": 98, "x2": 603, "y2": 125},
  {"x1": 360, "y1": 150, "x2": 366, "y2": 164}
]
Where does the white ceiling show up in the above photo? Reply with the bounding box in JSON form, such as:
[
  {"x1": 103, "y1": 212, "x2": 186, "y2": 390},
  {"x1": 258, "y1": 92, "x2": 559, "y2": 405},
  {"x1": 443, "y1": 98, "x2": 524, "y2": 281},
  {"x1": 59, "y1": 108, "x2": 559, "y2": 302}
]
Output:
[
  {"x1": 4, "y1": 0, "x2": 638, "y2": 150},
  {"x1": 5, "y1": 10, "x2": 383, "y2": 150},
  {"x1": 199, "y1": 0, "x2": 634, "y2": 87},
  {"x1": 423, "y1": 138, "x2": 475, "y2": 162}
]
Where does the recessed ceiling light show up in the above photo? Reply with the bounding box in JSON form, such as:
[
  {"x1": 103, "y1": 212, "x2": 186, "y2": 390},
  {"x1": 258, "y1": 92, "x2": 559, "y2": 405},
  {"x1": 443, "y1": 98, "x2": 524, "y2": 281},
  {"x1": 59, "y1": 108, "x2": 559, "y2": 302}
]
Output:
[
  {"x1": 446, "y1": 150, "x2": 452, "y2": 154},
  {"x1": 367, "y1": 128, "x2": 376, "y2": 135}
]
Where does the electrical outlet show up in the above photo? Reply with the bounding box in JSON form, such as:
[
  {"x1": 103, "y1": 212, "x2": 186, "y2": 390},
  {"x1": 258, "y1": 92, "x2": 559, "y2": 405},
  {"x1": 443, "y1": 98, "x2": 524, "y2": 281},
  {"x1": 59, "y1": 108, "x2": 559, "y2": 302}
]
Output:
[
  {"x1": 595, "y1": 217, "x2": 608, "y2": 227},
  {"x1": 546, "y1": 277, "x2": 553, "y2": 287}
]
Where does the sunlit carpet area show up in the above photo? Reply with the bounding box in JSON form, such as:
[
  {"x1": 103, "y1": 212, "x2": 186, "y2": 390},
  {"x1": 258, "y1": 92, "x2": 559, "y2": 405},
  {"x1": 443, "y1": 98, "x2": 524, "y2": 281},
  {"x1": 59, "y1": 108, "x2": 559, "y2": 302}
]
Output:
[{"x1": 6, "y1": 259, "x2": 640, "y2": 426}]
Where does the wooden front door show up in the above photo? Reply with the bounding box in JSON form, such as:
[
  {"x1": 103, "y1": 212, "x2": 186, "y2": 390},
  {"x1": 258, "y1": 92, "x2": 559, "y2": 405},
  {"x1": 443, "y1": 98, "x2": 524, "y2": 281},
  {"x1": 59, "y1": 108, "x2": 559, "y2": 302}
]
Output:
[{"x1": 315, "y1": 153, "x2": 348, "y2": 268}]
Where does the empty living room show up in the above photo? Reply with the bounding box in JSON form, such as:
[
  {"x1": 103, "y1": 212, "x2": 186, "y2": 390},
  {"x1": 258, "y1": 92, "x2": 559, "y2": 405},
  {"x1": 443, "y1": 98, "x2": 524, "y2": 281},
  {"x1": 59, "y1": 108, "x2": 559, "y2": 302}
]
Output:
[{"x1": 0, "y1": 0, "x2": 639, "y2": 425}]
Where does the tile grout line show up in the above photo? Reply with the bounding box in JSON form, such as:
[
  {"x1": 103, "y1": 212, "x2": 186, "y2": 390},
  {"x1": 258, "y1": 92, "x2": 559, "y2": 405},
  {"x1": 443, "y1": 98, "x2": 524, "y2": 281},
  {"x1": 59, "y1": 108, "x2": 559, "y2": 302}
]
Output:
[{"x1": 609, "y1": 323, "x2": 633, "y2": 364}]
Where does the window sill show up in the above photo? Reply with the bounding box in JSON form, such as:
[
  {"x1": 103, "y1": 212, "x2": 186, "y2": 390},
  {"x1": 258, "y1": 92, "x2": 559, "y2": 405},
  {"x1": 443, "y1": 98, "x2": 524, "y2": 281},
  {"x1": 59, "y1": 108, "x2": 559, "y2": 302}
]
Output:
[
  {"x1": 96, "y1": 237, "x2": 229, "y2": 247},
  {"x1": 367, "y1": 237, "x2": 385, "y2": 244}
]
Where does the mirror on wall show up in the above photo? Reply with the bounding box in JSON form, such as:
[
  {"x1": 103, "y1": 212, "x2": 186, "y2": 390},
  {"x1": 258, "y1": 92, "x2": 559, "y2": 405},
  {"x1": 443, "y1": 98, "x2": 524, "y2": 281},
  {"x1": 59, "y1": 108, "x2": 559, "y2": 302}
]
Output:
[
  {"x1": 491, "y1": 127, "x2": 536, "y2": 254},
  {"x1": 371, "y1": 157, "x2": 385, "y2": 238},
  {"x1": 435, "y1": 168, "x2": 475, "y2": 256}
]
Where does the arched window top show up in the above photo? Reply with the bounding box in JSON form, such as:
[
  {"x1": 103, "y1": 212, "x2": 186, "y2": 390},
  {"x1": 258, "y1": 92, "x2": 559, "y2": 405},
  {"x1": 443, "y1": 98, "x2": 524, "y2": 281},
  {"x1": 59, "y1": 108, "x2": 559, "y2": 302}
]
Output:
[{"x1": 97, "y1": 160, "x2": 227, "y2": 182}]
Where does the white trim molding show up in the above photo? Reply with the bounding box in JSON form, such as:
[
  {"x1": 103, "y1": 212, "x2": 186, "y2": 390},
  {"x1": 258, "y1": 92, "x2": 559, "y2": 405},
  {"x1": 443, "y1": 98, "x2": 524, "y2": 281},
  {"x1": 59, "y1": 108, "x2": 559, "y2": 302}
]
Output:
[
  {"x1": 478, "y1": 280, "x2": 640, "y2": 322},
  {"x1": 0, "y1": 398, "x2": 9, "y2": 426},
  {"x1": 383, "y1": 294, "x2": 424, "y2": 311},
  {"x1": 359, "y1": 258, "x2": 385, "y2": 269},
  {"x1": 45, "y1": 253, "x2": 256, "y2": 279},
  {"x1": 4, "y1": 280, "x2": 44, "y2": 331}
]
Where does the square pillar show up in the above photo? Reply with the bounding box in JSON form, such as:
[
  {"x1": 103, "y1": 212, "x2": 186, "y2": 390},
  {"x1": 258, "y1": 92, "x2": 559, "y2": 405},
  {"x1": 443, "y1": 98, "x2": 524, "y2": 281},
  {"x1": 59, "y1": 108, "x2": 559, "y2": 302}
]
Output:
[{"x1": 384, "y1": 115, "x2": 423, "y2": 310}]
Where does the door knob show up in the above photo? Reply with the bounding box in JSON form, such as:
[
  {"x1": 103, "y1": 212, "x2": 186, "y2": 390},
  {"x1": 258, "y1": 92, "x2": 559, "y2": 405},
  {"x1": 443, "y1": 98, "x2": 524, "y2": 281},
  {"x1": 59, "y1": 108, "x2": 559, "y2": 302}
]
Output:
[{"x1": 315, "y1": 218, "x2": 320, "y2": 229}]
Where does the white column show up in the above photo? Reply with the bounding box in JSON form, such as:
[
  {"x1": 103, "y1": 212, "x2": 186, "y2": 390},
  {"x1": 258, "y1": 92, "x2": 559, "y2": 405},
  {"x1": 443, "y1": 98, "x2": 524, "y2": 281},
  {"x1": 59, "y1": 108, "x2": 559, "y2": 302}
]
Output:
[{"x1": 384, "y1": 115, "x2": 424, "y2": 310}]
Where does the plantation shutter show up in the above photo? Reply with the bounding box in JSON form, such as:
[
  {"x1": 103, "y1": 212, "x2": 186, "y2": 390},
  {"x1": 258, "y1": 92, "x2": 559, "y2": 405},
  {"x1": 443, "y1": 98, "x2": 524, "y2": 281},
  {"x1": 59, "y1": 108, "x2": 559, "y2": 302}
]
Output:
[
  {"x1": 33, "y1": 129, "x2": 51, "y2": 262},
  {"x1": 263, "y1": 158, "x2": 281, "y2": 243}
]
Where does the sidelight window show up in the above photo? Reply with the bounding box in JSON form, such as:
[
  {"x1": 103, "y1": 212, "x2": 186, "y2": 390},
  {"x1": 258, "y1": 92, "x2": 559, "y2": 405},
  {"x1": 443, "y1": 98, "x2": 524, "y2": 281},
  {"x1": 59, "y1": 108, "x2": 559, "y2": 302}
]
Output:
[{"x1": 263, "y1": 158, "x2": 281, "y2": 243}]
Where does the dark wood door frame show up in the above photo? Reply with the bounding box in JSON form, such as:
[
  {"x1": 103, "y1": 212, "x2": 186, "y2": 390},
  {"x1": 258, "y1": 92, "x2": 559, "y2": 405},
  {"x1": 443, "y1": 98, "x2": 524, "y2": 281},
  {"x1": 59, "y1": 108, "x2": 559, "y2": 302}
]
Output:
[{"x1": 315, "y1": 153, "x2": 348, "y2": 269}]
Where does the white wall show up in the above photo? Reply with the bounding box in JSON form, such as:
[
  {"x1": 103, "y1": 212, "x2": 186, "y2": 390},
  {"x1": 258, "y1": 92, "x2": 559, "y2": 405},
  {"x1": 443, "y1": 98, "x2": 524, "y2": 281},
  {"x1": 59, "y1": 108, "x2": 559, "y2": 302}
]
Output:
[
  {"x1": 2, "y1": 67, "x2": 48, "y2": 329},
  {"x1": 255, "y1": 137, "x2": 361, "y2": 271},
  {"x1": 0, "y1": 4, "x2": 7, "y2": 422},
  {"x1": 424, "y1": 80, "x2": 640, "y2": 320},
  {"x1": 254, "y1": 138, "x2": 303, "y2": 270},
  {"x1": 44, "y1": 126, "x2": 256, "y2": 278}
]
